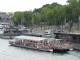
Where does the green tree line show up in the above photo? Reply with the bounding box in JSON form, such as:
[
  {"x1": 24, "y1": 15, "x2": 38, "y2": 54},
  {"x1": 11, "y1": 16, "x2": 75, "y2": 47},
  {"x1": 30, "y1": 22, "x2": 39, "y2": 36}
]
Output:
[{"x1": 13, "y1": 0, "x2": 80, "y2": 29}]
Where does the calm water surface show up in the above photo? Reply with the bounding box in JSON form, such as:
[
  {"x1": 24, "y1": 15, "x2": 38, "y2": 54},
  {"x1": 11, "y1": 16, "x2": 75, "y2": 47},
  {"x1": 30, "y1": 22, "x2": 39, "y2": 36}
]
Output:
[{"x1": 0, "y1": 38, "x2": 80, "y2": 60}]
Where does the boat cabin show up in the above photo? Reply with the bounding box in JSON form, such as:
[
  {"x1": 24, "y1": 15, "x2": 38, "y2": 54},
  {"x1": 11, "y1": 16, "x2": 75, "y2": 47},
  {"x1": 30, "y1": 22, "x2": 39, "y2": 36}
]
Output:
[{"x1": 54, "y1": 32, "x2": 80, "y2": 50}]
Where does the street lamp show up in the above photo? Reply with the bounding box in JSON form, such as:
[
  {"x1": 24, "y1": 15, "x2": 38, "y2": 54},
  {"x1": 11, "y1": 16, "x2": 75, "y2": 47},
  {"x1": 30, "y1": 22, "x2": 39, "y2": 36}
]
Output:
[{"x1": 79, "y1": 15, "x2": 80, "y2": 30}]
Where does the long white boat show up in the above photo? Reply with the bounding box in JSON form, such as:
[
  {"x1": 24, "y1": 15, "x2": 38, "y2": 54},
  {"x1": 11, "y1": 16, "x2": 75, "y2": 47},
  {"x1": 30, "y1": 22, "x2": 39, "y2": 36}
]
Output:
[{"x1": 9, "y1": 35, "x2": 73, "y2": 52}]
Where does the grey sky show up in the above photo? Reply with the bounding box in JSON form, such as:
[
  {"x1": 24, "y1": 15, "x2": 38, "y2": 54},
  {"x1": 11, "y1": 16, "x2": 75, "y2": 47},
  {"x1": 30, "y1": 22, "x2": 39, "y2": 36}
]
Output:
[{"x1": 0, "y1": 0, "x2": 67, "y2": 12}]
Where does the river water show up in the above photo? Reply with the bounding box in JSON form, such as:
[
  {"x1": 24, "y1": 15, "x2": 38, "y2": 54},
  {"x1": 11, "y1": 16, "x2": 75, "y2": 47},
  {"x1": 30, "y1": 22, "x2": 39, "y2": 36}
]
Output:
[{"x1": 0, "y1": 38, "x2": 80, "y2": 60}]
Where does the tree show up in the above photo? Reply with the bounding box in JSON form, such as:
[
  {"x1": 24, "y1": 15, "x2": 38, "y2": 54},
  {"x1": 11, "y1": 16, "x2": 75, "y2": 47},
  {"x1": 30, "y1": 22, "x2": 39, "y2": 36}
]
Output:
[
  {"x1": 23, "y1": 11, "x2": 32, "y2": 28},
  {"x1": 66, "y1": 0, "x2": 80, "y2": 22},
  {"x1": 32, "y1": 12, "x2": 41, "y2": 29},
  {"x1": 13, "y1": 11, "x2": 22, "y2": 26}
]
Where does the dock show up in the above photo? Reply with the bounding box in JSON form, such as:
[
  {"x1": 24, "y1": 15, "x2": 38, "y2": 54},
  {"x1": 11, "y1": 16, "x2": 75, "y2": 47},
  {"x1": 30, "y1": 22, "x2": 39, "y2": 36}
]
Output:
[{"x1": 22, "y1": 32, "x2": 43, "y2": 37}]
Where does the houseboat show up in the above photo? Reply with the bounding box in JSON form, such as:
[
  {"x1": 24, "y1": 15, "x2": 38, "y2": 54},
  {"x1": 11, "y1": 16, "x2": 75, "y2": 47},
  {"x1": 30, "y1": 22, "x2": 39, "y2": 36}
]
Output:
[
  {"x1": 9, "y1": 35, "x2": 73, "y2": 52},
  {"x1": 54, "y1": 32, "x2": 80, "y2": 51},
  {"x1": 1, "y1": 27, "x2": 19, "y2": 39}
]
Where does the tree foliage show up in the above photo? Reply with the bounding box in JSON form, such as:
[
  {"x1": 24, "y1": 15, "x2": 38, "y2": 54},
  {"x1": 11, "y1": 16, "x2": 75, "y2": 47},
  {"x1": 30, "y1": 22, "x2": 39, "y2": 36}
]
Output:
[{"x1": 13, "y1": 0, "x2": 80, "y2": 28}]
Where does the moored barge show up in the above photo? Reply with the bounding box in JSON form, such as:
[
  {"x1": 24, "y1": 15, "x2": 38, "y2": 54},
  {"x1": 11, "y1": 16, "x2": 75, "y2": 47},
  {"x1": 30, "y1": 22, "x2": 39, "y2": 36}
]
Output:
[
  {"x1": 1, "y1": 27, "x2": 19, "y2": 39},
  {"x1": 54, "y1": 32, "x2": 80, "y2": 51}
]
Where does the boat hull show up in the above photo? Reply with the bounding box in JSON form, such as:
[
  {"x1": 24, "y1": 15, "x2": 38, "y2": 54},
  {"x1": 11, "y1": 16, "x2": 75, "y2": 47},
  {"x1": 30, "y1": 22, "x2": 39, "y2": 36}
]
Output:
[
  {"x1": 53, "y1": 49, "x2": 69, "y2": 52},
  {"x1": 1, "y1": 36, "x2": 15, "y2": 39},
  {"x1": 10, "y1": 43, "x2": 72, "y2": 52},
  {"x1": 53, "y1": 47, "x2": 72, "y2": 52},
  {"x1": 10, "y1": 43, "x2": 53, "y2": 52}
]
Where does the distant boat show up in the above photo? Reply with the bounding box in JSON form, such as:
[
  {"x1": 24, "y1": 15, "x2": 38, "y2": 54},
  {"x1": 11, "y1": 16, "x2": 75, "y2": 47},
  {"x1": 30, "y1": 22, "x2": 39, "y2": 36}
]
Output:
[
  {"x1": 1, "y1": 27, "x2": 20, "y2": 39},
  {"x1": 54, "y1": 32, "x2": 80, "y2": 51},
  {"x1": 43, "y1": 29, "x2": 55, "y2": 38}
]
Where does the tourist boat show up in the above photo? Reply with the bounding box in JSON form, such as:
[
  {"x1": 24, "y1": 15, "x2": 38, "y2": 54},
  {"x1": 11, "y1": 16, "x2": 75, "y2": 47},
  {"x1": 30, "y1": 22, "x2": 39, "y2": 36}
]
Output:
[{"x1": 9, "y1": 35, "x2": 73, "y2": 52}]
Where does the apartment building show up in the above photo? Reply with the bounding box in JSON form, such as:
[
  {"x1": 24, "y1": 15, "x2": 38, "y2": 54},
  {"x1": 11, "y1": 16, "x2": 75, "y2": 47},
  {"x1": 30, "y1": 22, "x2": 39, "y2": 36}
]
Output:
[{"x1": 0, "y1": 12, "x2": 14, "y2": 20}]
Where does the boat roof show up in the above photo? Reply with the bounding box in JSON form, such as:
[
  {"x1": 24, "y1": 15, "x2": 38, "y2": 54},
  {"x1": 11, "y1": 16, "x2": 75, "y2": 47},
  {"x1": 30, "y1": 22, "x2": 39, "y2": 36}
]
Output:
[{"x1": 14, "y1": 35, "x2": 47, "y2": 41}]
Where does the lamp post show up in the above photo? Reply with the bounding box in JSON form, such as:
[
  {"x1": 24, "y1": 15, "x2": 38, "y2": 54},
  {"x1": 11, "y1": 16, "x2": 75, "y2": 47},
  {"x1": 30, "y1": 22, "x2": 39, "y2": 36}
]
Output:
[{"x1": 79, "y1": 16, "x2": 80, "y2": 30}]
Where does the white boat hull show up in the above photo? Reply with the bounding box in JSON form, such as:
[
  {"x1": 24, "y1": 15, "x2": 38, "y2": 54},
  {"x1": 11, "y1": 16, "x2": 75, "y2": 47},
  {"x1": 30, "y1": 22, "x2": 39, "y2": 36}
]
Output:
[{"x1": 10, "y1": 43, "x2": 53, "y2": 52}]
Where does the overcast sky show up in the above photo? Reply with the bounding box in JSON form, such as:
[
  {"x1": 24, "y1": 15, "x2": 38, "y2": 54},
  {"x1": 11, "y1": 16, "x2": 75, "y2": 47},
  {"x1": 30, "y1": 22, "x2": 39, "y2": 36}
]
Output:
[{"x1": 0, "y1": 0, "x2": 67, "y2": 12}]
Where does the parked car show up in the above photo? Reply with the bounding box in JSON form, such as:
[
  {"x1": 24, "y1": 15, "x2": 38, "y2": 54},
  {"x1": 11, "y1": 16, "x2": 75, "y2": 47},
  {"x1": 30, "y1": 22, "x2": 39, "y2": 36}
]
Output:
[{"x1": 58, "y1": 30, "x2": 69, "y2": 33}]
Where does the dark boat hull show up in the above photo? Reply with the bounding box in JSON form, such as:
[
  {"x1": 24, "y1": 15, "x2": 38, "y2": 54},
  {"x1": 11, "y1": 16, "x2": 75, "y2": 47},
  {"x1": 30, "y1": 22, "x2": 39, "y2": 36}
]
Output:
[{"x1": 53, "y1": 49, "x2": 69, "y2": 52}]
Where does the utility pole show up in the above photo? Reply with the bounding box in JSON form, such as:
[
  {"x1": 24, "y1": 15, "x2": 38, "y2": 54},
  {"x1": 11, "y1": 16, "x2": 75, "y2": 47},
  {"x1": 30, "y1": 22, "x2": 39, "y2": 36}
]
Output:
[{"x1": 78, "y1": 16, "x2": 80, "y2": 30}]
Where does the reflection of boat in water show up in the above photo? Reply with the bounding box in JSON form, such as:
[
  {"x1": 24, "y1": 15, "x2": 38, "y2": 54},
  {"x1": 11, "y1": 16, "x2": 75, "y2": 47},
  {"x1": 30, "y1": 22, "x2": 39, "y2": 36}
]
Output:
[{"x1": 9, "y1": 35, "x2": 73, "y2": 52}]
